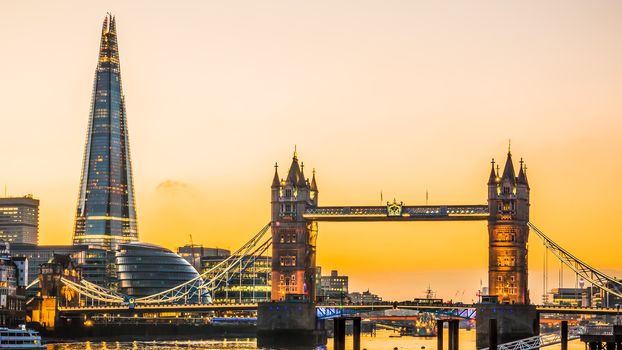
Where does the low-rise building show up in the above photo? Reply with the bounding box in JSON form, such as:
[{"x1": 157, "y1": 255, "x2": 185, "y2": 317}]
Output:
[
  {"x1": 177, "y1": 245, "x2": 230, "y2": 272},
  {"x1": 201, "y1": 254, "x2": 271, "y2": 303},
  {"x1": 319, "y1": 270, "x2": 349, "y2": 302},
  {"x1": 9, "y1": 243, "x2": 87, "y2": 285},
  {"x1": 0, "y1": 241, "x2": 25, "y2": 326},
  {"x1": 551, "y1": 288, "x2": 584, "y2": 307},
  {"x1": 348, "y1": 289, "x2": 383, "y2": 305}
]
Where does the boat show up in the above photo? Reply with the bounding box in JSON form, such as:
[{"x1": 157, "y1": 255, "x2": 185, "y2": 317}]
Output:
[{"x1": 0, "y1": 326, "x2": 45, "y2": 349}]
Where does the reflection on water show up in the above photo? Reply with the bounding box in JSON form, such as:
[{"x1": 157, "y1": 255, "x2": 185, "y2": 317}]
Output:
[{"x1": 45, "y1": 329, "x2": 585, "y2": 350}]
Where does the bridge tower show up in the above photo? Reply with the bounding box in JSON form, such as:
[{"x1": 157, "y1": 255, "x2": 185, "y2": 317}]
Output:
[
  {"x1": 259, "y1": 150, "x2": 325, "y2": 347},
  {"x1": 487, "y1": 148, "x2": 530, "y2": 304},
  {"x1": 270, "y1": 149, "x2": 319, "y2": 301},
  {"x1": 477, "y1": 147, "x2": 537, "y2": 348}
]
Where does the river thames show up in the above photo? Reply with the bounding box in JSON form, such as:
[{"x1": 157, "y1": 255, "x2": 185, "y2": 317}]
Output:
[{"x1": 44, "y1": 329, "x2": 584, "y2": 350}]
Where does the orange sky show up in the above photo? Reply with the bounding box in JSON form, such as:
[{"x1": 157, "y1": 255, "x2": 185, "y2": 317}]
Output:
[{"x1": 1, "y1": 1, "x2": 621, "y2": 301}]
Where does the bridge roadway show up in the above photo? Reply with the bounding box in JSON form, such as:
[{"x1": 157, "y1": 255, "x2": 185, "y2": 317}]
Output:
[
  {"x1": 303, "y1": 205, "x2": 490, "y2": 221},
  {"x1": 56, "y1": 303, "x2": 622, "y2": 317}
]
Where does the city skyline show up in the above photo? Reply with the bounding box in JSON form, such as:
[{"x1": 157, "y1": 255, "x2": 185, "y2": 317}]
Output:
[{"x1": 1, "y1": 1, "x2": 621, "y2": 301}]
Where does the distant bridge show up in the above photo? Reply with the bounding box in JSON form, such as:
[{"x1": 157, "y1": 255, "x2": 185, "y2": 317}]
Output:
[{"x1": 56, "y1": 302, "x2": 622, "y2": 319}]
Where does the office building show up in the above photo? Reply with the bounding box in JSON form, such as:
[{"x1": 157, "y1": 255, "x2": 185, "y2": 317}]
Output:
[
  {"x1": 550, "y1": 288, "x2": 584, "y2": 307},
  {"x1": 73, "y1": 14, "x2": 138, "y2": 250},
  {"x1": 0, "y1": 196, "x2": 39, "y2": 244},
  {"x1": 319, "y1": 270, "x2": 349, "y2": 302},
  {"x1": 202, "y1": 254, "x2": 271, "y2": 303},
  {"x1": 116, "y1": 242, "x2": 200, "y2": 298},
  {"x1": 348, "y1": 289, "x2": 383, "y2": 305},
  {"x1": 177, "y1": 245, "x2": 230, "y2": 272}
]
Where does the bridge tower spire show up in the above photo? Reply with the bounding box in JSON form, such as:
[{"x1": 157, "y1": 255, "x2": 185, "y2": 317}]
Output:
[
  {"x1": 487, "y1": 149, "x2": 530, "y2": 304},
  {"x1": 270, "y1": 150, "x2": 319, "y2": 301}
]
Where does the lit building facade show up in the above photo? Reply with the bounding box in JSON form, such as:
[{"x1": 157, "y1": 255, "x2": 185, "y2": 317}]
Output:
[
  {"x1": 348, "y1": 289, "x2": 382, "y2": 305},
  {"x1": 9, "y1": 243, "x2": 87, "y2": 286},
  {"x1": 201, "y1": 255, "x2": 271, "y2": 303},
  {"x1": 0, "y1": 242, "x2": 25, "y2": 326},
  {"x1": 270, "y1": 150, "x2": 319, "y2": 301},
  {"x1": 319, "y1": 270, "x2": 349, "y2": 302},
  {"x1": 116, "y1": 242, "x2": 200, "y2": 298},
  {"x1": 177, "y1": 245, "x2": 230, "y2": 272},
  {"x1": 73, "y1": 14, "x2": 138, "y2": 250},
  {"x1": 487, "y1": 149, "x2": 530, "y2": 304},
  {"x1": 550, "y1": 288, "x2": 584, "y2": 307},
  {"x1": 0, "y1": 196, "x2": 39, "y2": 244}
]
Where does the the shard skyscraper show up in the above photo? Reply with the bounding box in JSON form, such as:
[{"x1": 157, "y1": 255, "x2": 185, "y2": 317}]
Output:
[{"x1": 73, "y1": 14, "x2": 138, "y2": 250}]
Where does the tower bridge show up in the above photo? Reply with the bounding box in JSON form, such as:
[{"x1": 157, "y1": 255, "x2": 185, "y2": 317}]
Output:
[
  {"x1": 269, "y1": 147, "x2": 530, "y2": 307},
  {"x1": 28, "y1": 147, "x2": 622, "y2": 348}
]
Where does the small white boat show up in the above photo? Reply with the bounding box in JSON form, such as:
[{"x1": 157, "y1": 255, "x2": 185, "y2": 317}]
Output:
[{"x1": 0, "y1": 326, "x2": 45, "y2": 349}]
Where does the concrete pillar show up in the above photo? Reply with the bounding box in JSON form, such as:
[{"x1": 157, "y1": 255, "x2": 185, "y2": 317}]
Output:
[
  {"x1": 334, "y1": 317, "x2": 346, "y2": 350},
  {"x1": 489, "y1": 319, "x2": 498, "y2": 350},
  {"x1": 614, "y1": 325, "x2": 622, "y2": 350},
  {"x1": 448, "y1": 320, "x2": 459, "y2": 350},
  {"x1": 437, "y1": 320, "x2": 444, "y2": 350},
  {"x1": 561, "y1": 321, "x2": 568, "y2": 350},
  {"x1": 606, "y1": 343, "x2": 616, "y2": 350},
  {"x1": 353, "y1": 317, "x2": 361, "y2": 350}
]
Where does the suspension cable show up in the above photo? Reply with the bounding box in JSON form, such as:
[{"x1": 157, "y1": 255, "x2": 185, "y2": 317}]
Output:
[
  {"x1": 135, "y1": 222, "x2": 272, "y2": 303},
  {"x1": 529, "y1": 222, "x2": 622, "y2": 298}
]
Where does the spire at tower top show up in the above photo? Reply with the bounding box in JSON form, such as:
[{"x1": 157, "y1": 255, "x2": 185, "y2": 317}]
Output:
[
  {"x1": 272, "y1": 162, "x2": 280, "y2": 188},
  {"x1": 517, "y1": 158, "x2": 529, "y2": 187},
  {"x1": 508, "y1": 139, "x2": 512, "y2": 154},
  {"x1": 298, "y1": 162, "x2": 307, "y2": 187},
  {"x1": 286, "y1": 151, "x2": 302, "y2": 185},
  {"x1": 501, "y1": 151, "x2": 516, "y2": 182},
  {"x1": 310, "y1": 168, "x2": 318, "y2": 192},
  {"x1": 98, "y1": 13, "x2": 120, "y2": 66},
  {"x1": 293, "y1": 145, "x2": 298, "y2": 161},
  {"x1": 488, "y1": 158, "x2": 498, "y2": 185},
  {"x1": 109, "y1": 14, "x2": 117, "y2": 34}
]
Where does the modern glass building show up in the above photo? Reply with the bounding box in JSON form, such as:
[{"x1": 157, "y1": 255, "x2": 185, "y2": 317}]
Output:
[
  {"x1": 0, "y1": 196, "x2": 39, "y2": 244},
  {"x1": 201, "y1": 255, "x2": 271, "y2": 303},
  {"x1": 116, "y1": 243, "x2": 200, "y2": 298},
  {"x1": 73, "y1": 14, "x2": 138, "y2": 250}
]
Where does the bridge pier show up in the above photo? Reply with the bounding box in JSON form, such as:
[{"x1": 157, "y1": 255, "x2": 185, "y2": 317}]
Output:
[
  {"x1": 256, "y1": 301, "x2": 326, "y2": 347},
  {"x1": 475, "y1": 303, "x2": 539, "y2": 348},
  {"x1": 448, "y1": 319, "x2": 459, "y2": 350},
  {"x1": 353, "y1": 317, "x2": 361, "y2": 350},
  {"x1": 437, "y1": 320, "x2": 444, "y2": 350}
]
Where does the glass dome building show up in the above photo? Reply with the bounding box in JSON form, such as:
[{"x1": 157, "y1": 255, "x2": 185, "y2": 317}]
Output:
[{"x1": 116, "y1": 242, "x2": 200, "y2": 298}]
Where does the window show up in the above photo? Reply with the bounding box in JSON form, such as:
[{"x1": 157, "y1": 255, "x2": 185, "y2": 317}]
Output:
[
  {"x1": 285, "y1": 189, "x2": 292, "y2": 197},
  {"x1": 279, "y1": 255, "x2": 296, "y2": 267}
]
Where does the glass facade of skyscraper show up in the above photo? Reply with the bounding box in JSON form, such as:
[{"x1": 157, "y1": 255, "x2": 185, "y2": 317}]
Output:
[{"x1": 73, "y1": 14, "x2": 138, "y2": 250}]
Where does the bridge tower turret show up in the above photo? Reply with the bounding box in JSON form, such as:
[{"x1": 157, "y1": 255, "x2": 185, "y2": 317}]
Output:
[
  {"x1": 270, "y1": 149, "x2": 319, "y2": 301},
  {"x1": 487, "y1": 148, "x2": 530, "y2": 304}
]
